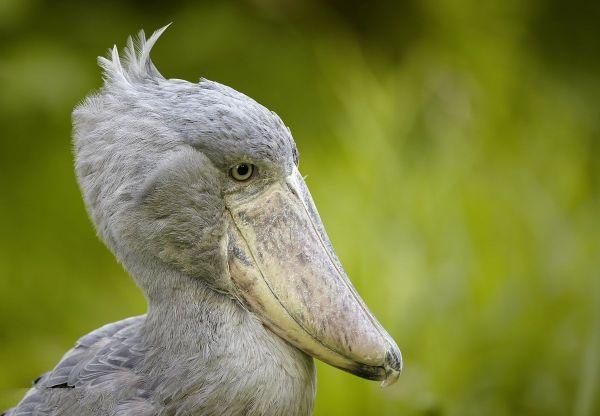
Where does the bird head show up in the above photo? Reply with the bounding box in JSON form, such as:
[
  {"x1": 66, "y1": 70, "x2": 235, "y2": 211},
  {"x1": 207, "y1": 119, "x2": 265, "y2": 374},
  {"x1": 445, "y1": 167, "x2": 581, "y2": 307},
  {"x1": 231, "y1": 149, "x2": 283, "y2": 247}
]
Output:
[{"x1": 73, "y1": 26, "x2": 401, "y2": 386}]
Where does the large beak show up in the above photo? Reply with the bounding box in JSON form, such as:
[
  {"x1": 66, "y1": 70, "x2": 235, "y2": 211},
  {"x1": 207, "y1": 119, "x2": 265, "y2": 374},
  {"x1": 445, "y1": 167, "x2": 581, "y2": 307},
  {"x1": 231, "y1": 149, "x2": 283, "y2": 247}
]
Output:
[{"x1": 224, "y1": 167, "x2": 402, "y2": 386}]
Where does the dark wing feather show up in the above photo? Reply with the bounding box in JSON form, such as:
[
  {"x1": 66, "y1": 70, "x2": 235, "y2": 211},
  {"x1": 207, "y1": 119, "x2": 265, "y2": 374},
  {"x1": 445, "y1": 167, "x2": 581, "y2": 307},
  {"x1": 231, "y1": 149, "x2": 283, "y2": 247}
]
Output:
[
  {"x1": 4, "y1": 316, "x2": 147, "y2": 416},
  {"x1": 44, "y1": 316, "x2": 145, "y2": 389}
]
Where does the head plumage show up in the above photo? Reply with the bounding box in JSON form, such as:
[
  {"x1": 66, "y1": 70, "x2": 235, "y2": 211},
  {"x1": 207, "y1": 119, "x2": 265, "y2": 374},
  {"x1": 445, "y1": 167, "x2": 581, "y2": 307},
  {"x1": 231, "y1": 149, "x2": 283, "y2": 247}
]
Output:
[{"x1": 98, "y1": 24, "x2": 171, "y2": 86}]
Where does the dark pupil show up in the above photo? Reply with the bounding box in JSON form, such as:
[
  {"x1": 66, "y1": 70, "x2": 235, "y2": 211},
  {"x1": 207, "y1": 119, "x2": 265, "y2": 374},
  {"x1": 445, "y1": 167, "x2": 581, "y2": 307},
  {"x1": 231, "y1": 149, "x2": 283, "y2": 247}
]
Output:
[{"x1": 237, "y1": 164, "x2": 249, "y2": 176}]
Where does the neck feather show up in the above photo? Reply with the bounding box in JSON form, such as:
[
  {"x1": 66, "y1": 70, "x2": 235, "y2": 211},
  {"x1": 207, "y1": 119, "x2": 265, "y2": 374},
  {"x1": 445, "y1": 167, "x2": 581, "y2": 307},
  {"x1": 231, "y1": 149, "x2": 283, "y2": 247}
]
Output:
[{"x1": 120, "y1": 251, "x2": 317, "y2": 416}]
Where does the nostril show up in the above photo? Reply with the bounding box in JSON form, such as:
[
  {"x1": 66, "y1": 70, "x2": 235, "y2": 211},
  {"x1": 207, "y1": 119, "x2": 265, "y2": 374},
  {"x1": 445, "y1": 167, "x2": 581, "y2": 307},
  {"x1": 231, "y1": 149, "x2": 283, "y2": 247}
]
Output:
[{"x1": 285, "y1": 179, "x2": 300, "y2": 199}]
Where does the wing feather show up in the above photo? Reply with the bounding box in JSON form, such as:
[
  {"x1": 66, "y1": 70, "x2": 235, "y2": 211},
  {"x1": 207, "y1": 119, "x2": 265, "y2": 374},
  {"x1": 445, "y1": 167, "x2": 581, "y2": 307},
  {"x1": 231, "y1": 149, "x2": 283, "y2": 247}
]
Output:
[{"x1": 5, "y1": 316, "x2": 149, "y2": 416}]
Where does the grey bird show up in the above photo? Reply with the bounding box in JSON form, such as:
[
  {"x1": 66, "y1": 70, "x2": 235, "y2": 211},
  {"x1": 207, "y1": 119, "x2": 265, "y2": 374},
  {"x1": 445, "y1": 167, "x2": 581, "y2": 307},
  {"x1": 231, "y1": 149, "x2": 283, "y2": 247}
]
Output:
[{"x1": 5, "y1": 26, "x2": 402, "y2": 416}]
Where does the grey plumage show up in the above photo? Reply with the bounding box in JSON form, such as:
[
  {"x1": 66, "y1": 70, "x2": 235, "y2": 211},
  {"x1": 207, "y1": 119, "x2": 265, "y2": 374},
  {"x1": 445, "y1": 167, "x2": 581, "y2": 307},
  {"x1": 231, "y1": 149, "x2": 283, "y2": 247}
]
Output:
[
  {"x1": 6, "y1": 25, "x2": 401, "y2": 416},
  {"x1": 8, "y1": 296, "x2": 315, "y2": 415}
]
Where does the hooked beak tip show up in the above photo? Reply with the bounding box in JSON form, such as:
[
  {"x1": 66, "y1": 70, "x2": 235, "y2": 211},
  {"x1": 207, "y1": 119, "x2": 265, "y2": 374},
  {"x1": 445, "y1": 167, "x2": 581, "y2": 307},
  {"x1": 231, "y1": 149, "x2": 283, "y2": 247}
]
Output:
[{"x1": 381, "y1": 347, "x2": 403, "y2": 387}]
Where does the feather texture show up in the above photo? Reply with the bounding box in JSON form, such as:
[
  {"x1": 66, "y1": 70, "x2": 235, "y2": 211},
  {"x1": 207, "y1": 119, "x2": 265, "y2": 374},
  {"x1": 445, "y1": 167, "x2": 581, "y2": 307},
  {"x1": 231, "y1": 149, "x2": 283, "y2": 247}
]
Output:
[
  {"x1": 98, "y1": 25, "x2": 169, "y2": 86},
  {"x1": 5, "y1": 25, "x2": 315, "y2": 416}
]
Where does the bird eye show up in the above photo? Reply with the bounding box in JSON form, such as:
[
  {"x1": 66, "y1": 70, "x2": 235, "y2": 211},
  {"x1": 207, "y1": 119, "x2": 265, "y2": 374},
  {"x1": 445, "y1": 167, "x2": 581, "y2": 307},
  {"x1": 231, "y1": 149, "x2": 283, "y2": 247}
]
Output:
[{"x1": 230, "y1": 163, "x2": 255, "y2": 181}]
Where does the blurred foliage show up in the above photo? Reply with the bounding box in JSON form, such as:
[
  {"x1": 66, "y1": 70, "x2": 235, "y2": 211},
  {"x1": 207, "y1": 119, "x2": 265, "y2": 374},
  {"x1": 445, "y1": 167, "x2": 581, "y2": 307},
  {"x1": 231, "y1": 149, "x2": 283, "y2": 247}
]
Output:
[{"x1": 1, "y1": 0, "x2": 599, "y2": 415}]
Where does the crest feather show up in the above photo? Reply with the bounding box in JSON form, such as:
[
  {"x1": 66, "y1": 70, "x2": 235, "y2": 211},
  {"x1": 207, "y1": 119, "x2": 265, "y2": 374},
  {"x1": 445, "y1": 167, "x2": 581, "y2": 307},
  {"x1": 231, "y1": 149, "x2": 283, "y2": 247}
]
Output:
[{"x1": 98, "y1": 24, "x2": 171, "y2": 86}]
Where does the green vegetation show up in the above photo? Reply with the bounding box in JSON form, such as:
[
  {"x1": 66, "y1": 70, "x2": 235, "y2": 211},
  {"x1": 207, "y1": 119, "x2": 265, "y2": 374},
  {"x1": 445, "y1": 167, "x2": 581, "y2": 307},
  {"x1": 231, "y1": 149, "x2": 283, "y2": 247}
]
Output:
[{"x1": 0, "y1": 1, "x2": 598, "y2": 415}]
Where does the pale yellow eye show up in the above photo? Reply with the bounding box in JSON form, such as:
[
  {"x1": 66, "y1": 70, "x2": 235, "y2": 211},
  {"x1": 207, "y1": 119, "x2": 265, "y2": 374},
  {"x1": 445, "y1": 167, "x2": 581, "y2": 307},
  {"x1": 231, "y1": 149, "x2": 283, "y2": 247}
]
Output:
[{"x1": 230, "y1": 163, "x2": 254, "y2": 181}]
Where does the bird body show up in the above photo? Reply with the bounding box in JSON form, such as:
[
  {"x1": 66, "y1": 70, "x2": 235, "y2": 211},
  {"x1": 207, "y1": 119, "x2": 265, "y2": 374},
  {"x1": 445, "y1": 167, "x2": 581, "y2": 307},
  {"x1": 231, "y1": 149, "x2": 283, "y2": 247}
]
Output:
[
  {"x1": 6, "y1": 26, "x2": 400, "y2": 416},
  {"x1": 12, "y1": 297, "x2": 314, "y2": 415}
]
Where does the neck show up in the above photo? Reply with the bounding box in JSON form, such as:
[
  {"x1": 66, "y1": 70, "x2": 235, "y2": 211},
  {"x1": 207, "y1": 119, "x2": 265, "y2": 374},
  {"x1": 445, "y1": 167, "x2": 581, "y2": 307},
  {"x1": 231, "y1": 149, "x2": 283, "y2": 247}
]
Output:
[{"x1": 122, "y1": 252, "x2": 316, "y2": 416}]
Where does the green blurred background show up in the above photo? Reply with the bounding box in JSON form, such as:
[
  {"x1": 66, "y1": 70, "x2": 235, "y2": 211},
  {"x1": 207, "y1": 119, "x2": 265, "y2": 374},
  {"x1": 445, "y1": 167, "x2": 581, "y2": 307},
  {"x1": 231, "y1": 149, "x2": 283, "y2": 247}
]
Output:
[{"x1": 1, "y1": 0, "x2": 599, "y2": 415}]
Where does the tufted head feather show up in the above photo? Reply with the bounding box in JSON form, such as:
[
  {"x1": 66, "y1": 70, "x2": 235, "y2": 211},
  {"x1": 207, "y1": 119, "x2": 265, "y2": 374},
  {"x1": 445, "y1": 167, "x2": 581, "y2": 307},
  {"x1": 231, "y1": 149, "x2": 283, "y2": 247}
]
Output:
[{"x1": 98, "y1": 24, "x2": 169, "y2": 85}]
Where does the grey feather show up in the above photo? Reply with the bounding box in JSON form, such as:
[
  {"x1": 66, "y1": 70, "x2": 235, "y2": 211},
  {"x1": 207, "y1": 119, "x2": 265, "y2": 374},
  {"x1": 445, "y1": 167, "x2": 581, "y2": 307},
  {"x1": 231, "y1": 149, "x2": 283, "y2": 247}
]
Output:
[{"x1": 6, "y1": 26, "x2": 316, "y2": 416}]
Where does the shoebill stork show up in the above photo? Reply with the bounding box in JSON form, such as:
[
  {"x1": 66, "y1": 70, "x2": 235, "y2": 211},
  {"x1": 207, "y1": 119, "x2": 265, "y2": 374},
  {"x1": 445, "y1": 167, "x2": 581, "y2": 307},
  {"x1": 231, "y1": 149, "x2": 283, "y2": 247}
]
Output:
[{"x1": 5, "y1": 26, "x2": 402, "y2": 416}]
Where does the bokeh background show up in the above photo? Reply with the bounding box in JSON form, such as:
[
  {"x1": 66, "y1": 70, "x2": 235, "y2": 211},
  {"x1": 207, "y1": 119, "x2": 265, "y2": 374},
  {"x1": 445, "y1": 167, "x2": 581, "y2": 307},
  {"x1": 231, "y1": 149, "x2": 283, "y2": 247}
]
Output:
[{"x1": 1, "y1": 0, "x2": 599, "y2": 415}]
